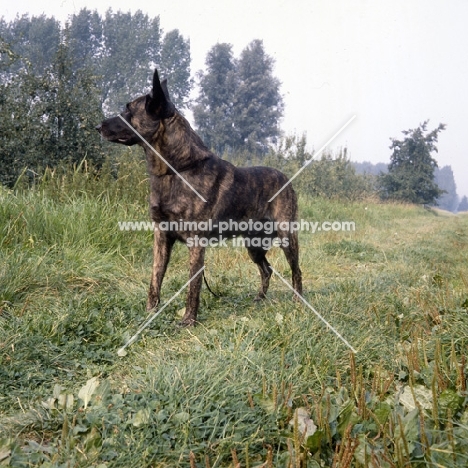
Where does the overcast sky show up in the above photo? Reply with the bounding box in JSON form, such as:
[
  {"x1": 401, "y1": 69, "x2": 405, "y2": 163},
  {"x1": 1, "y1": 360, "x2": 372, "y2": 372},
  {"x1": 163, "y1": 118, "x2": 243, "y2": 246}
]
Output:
[{"x1": 3, "y1": 0, "x2": 468, "y2": 198}]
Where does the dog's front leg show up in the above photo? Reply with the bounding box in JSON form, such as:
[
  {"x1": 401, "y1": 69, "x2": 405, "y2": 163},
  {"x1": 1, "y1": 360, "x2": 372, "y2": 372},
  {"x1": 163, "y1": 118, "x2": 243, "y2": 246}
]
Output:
[
  {"x1": 180, "y1": 245, "x2": 205, "y2": 326},
  {"x1": 147, "y1": 230, "x2": 174, "y2": 311}
]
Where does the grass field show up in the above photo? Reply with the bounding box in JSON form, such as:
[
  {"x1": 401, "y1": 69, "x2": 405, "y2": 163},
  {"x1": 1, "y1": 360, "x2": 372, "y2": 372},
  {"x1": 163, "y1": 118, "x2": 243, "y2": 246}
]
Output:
[{"x1": 1, "y1": 161, "x2": 468, "y2": 467}]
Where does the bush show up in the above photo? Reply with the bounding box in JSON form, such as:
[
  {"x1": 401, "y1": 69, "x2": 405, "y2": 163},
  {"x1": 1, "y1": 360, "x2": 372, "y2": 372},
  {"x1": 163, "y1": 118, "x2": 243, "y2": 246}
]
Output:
[{"x1": 225, "y1": 139, "x2": 376, "y2": 201}]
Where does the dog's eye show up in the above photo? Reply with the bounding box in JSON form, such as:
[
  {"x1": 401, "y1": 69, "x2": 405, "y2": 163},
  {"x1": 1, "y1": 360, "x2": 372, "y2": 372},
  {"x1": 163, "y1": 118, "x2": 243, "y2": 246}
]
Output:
[{"x1": 122, "y1": 103, "x2": 133, "y2": 115}]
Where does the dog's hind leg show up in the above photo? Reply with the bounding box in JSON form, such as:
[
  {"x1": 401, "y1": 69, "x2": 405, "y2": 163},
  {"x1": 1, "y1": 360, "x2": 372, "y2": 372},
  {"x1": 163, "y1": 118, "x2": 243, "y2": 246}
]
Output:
[
  {"x1": 180, "y1": 245, "x2": 206, "y2": 326},
  {"x1": 147, "y1": 231, "x2": 175, "y2": 311},
  {"x1": 247, "y1": 247, "x2": 272, "y2": 301},
  {"x1": 279, "y1": 230, "x2": 303, "y2": 298}
]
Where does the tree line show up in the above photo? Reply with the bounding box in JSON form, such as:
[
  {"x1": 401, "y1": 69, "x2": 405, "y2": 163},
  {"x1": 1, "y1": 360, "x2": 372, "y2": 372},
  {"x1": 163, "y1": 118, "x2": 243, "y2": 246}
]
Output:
[
  {"x1": 0, "y1": 10, "x2": 191, "y2": 186},
  {"x1": 0, "y1": 10, "x2": 191, "y2": 112},
  {"x1": 0, "y1": 9, "x2": 283, "y2": 187},
  {"x1": 1, "y1": 10, "x2": 462, "y2": 209}
]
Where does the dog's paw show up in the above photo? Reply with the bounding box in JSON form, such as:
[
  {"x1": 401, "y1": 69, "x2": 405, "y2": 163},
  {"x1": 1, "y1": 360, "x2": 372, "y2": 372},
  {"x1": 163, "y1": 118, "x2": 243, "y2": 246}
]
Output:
[
  {"x1": 177, "y1": 318, "x2": 197, "y2": 327},
  {"x1": 292, "y1": 292, "x2": 303, "y2": 302},
  {"x1": 146, "y1": 298, "x2": 159, "y2": 312},
  {"x1": 253, "y1": 293, "x2": 266, "y2": 302}
]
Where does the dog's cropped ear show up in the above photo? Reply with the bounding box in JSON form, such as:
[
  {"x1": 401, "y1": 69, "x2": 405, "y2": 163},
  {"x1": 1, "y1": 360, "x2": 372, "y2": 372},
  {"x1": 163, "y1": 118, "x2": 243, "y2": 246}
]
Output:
[
  {"x1": 146, "y1": 69, "x2": 175, "y2": 119},
  {"x1": 160, "y1": 78, "x2": 171, "y2": 102}
]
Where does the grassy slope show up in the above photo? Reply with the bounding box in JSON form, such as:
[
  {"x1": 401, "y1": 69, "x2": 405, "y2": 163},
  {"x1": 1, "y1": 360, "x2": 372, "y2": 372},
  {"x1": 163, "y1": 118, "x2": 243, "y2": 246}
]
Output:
[{"x1": 1, "y1": 171, "x2": 468, "y2": 467}]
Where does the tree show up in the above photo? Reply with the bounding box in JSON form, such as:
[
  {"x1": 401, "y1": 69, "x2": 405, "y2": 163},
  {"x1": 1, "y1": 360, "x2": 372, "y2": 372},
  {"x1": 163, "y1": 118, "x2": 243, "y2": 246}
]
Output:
[
  {"x1": 69, "y1": 10, "x2": 193, "y2": 113},
  {"x1": 193, "y1": 43, "x2": 238, "y2": 154},
  {"x1": 99, "y1": 9, "x2": 161, "y2": 113},
  {"x1": 42, "y1": 30, "x2": 104, "y2": 167},
  {"x1": 458, "y1": 196, "x2": 468, "y2": 212},
  {"x1": 0, "y1": 31, "x2": 104, "y2": 186},
  {"x1": 378, "y1": 121, "x2": 446, "y2": 205},
  {"x1": 68, "y1": 8, "x2": 103, "y2": 71},
  {"x1": 0, "y1": 37, "x2": 34, "y2": 186},
  {"x1": 0, "y1": 34, "x2": 19, "y2": 73},
  {"x1": 194, "y1": 40, "x2": 283, "y2": 155},
  {"x1": 0, "y1": 14, "x2": 61, "y2": 77},
  {"x1": 159, "y1": 29, "x2": 191, "y2": 110},
  {"x1": 233, "y1": 39, "x2": 283, "y2": 154},
  {"x1": 435, "y1": 165, "x2": 458, "y2": 212}
]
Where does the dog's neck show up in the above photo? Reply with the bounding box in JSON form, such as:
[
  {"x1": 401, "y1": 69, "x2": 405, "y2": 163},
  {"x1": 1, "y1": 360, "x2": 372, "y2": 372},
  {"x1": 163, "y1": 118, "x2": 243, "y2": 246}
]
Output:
[{"x1": 144, "y1": 112, "x2": 212, "y2": 177}]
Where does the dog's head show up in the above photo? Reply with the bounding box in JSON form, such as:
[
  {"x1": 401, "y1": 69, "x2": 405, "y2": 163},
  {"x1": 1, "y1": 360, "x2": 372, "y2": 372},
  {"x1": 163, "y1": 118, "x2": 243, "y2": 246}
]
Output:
[{"x1": 96, "y1": 69, "x2": 176, "y2": 145}]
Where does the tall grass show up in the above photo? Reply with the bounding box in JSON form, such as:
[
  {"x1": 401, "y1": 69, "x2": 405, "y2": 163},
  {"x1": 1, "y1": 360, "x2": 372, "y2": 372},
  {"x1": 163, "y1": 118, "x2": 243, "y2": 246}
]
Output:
[{"x1": 1, "y1": 159, "x2": 467, "y2": 467}]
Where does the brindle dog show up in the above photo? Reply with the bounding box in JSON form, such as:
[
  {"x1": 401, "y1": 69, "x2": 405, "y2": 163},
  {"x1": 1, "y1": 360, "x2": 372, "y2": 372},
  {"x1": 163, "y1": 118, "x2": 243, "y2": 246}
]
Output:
[{"x1": 97, "y1": 69, "x2": 302, "y2": 326}]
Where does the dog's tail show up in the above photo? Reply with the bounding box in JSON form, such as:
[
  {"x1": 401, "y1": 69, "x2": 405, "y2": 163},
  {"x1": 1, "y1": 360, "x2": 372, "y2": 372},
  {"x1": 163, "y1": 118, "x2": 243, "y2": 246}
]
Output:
[{"x1": 203, "y1": 271, "x2": 219, "y2": 297}]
